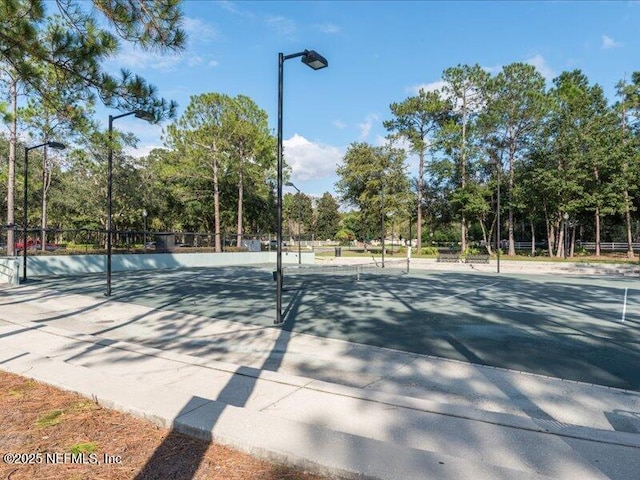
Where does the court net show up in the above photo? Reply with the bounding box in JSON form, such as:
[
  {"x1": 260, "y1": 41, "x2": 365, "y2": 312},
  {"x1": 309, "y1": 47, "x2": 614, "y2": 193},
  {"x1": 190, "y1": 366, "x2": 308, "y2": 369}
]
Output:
[{"x1": 282, "y1": 259, "x2": 409, "y2": 286}]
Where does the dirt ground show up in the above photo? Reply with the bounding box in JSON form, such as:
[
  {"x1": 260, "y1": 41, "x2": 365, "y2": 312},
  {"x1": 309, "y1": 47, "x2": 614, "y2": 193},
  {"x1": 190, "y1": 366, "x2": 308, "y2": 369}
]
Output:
[{"x1": 0, "y1": 371, "x2": 334, "y2": 480}]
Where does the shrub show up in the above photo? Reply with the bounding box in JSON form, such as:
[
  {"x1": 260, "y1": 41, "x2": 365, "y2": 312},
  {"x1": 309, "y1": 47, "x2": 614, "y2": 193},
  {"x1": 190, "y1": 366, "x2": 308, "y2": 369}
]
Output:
[
  {"x1": 420, "y1": 246, "x2": 439, "y2": 256},
  {"x1": 335, "y1": 229, "x2": 355, "y2": 244},
  {"x1": 574, "y1": 246, "x2": 588, "y2": 256}
]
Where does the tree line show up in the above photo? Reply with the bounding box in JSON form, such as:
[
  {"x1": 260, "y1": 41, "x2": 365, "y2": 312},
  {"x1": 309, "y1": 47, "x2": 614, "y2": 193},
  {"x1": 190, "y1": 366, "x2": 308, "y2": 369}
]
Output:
[
  {"x1": 338, "y1": 64, "x2": 640, "y2": 258},
  {"x1": 2, "y1": 2, "x2": 639, "y2": 258},
  {"x1": 0, "y1": 1, "x2": 341, "y2": 254}
]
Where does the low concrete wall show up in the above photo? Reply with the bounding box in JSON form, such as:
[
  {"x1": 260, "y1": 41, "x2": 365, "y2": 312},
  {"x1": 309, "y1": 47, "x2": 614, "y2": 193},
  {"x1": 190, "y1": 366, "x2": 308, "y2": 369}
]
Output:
[
  {"x1": 2, "y1": 251, "x2": 314, "y2": 280},
  {"x1": 0, "y1": 257, "x2": 20, "y2": 285}
]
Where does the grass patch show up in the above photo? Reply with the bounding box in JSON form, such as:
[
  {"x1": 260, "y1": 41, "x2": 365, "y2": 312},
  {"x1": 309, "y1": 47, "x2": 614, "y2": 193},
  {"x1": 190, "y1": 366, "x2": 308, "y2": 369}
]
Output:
[
  {"x1": 5, "y1": 379, "x2": 36, "y2": 399},
  {"x1": 69, "y1": 442, "x2": 98, "y2": 454},
  {"x1": 8, "y1": 389, "x2": 25, "y2": 399},
  {"x1": 36, "y1": 409, "x2": 64, "y2": 427},
  {"x1": 69, "y1": 400, "x2": 98, "y2": 412}
]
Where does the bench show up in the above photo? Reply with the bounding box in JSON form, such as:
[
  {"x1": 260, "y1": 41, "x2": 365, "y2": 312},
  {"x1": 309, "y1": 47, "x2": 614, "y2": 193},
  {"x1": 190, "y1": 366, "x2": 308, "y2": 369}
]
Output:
[
  {"x1": 465, "y1": 254, "x2": 490, "y2": 264},
  {"x1": 437, "y1": 253, "x2": 461, "y2": 263}
]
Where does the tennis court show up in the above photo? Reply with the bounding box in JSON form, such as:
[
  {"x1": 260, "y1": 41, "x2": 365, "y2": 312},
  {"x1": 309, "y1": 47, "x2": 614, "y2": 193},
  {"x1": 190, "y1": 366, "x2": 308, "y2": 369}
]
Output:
[{"x1": 30, "y1": 261, "x2": 640, "y2": 391}]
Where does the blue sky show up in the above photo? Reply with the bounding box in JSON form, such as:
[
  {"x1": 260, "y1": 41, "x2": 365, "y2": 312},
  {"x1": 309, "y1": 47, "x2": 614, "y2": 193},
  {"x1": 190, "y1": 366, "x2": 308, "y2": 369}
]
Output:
[{"x1": 102, "y1": 0, "x2": 640, "y2": 199}]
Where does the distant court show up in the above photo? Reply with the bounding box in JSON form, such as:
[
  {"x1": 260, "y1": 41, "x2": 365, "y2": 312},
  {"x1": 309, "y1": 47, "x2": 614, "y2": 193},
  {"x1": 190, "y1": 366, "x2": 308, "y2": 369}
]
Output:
[{"x1": 30, "y1": 263, "x2": 640, "y2": 391}]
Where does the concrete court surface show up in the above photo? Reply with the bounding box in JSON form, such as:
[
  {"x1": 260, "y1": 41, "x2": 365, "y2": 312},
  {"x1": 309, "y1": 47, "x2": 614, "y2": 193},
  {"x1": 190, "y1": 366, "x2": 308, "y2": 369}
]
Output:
[
  {"x1": 22, "y1": 261, "x2": 640, "y2": 392},
  {"x1": 1, "y1": 259, "x2": 640, "y2": 479}
]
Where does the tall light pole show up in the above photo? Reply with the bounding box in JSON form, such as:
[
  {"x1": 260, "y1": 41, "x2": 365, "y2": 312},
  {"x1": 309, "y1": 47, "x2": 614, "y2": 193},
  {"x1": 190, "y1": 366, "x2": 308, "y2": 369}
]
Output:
[
  {"x1": 23, "y1": 141, "x2": 65, "y2": 283},
  {"x1": 381, "y1": 180, "x2": 386, "y2": 268},
  {"x1": 275, "y1": 49, "x2": 328, "y2": 325},
  {"x1": 142, "y1": 209, "x2": 148, "y2": 252},
  {"x1": 489, "y1": 154, "x2": 501, "y2": 274},
  {"x1": 106, "y1": 110, "x2": 154, "y2": 296},
  {"x1": 285, "y1": 182, "x2": 302, "y2": 264}
]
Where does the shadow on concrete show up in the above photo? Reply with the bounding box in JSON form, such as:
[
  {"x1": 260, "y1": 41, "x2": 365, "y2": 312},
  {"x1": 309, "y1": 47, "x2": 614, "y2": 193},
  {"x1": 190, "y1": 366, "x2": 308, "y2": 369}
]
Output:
[
  {"x1": 9, "y1": 264, "x2": 640, "y2": 479},
  {"x1": 130, "y1": 273, "x2": 306, "y2": 479},
  {"x1": 133, "y1": 398, "x2": 210, "y2": 480}
]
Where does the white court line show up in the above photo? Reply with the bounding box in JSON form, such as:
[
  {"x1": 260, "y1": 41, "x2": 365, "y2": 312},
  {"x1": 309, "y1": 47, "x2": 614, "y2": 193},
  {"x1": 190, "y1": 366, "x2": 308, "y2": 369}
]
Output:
[
  {"x1": 434, "y1": 281, "x2": 501, "y2": 305},
  {"x1": 622, "y1": 288, "x2": 628, "y2": 323}
]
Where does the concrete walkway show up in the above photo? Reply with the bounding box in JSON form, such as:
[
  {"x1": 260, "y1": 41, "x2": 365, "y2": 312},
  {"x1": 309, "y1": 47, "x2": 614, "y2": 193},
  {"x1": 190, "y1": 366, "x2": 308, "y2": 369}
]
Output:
[{"x1": 1, "y1": 264, "x2": 640, "y2": 479}]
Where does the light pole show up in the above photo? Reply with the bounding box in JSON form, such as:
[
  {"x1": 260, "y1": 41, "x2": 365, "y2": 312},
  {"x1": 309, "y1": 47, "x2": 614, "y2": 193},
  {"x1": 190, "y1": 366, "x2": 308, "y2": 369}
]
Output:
[
  {"x1": 142, "y1": 209, "x2": 148, "y2": 252},
  {"x1": 285, "y1": 182, "x2": 302, "y2": 264},
  {"x1": 106, "y1": 110, "x2": 154, "y2": 296},
  {"x1": 381, "y1": 182, "x2": 385, "y2": 268},
  {"x1": 563, "y1": 212, "x2": 569, "y2": 259},
  {"x1": 275, "y1": 49, "x2": 328, "y2": 325},
  {"x1": 23, "y1": 141, "x2": 65, "y2": 282},
  {"x1": 489, "y1": 154, "x2": 501, "y2": 274}
]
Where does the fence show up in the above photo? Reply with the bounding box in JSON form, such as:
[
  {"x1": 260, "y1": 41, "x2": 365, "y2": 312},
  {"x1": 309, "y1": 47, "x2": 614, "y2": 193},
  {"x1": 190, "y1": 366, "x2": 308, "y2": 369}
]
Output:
[
  {"x1": 0, "y1": 227, "x2": 340, "y2": 257},
  {"x1": 577, "y1": 242, "x2": 640, "y2": 252}
]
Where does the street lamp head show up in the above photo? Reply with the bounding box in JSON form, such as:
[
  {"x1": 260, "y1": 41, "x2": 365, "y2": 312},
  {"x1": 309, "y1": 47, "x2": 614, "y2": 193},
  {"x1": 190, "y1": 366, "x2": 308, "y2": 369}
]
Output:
[
  {"x1": 301, "y1": 50, "x2": 328, "y2": 70},
  {"x1": 134, "y1": 110, "x2": 156, "y2": 123},
  {"x1": 563, "y1": 212, "x2": 569, "y2": 220},
  {"x1": 47, "y1": 141, "x2": 66, "y2": 150},
  {"x1": 142, "y1": 209, "x2": 147, "y2": 218}
]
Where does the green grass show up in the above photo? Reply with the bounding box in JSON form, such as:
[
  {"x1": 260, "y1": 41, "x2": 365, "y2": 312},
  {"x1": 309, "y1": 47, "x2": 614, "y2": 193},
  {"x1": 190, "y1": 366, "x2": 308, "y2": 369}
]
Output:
[
  {"x1": 36, "y1": 409, "x2": 64, "y2": 427},
  {"x1": 69, "y1": 442, "x2": 98, "y2": 455},
  {"x1": 6, "y1": 379, "x2": 36, "y2": 399},
  {"x1": 316, "y1": 249, "x2": 638, "y2": 264}
]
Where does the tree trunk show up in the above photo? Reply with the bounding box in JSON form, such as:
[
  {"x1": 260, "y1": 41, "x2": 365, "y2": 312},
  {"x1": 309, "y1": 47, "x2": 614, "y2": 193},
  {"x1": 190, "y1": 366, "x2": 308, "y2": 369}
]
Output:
[
  {"x1": 213, "y1": 157, "x2": 221, "y2": 252},
  {"x1": 460, "y1": 97, "x2": 467, "y2": 252},
  {"x1": 479, "y1": 214, "x2": 490, "y2": 254},
  {"x1": 555, "y1": 218, "x2": 563, "y2": 258},
  {"x1": 6, "y1": 77, "x2": 17, "y2": 256},
  {"x1": 570, "y1": 225, "x2": 576, "y2": 257},
  {"x1": 624, "y1": 196, "x2": 635, "y2": 258},
  {"x1": 236, "y1": 170, "x2": 243, "y2": 248},
  {"x1": 41, "y1": 144, "x2": 51, "y2": 252},
  {"x1": 530, "y1": 220, "x2": 535, "y2": 256},
  {"x1": 620, "y1": 100, "x2": 635, "y2": 258},
  {"x1": 595, "y1": 209, "x2": 601, "y2": 257},
  {"x1": 544, "y1": 208, "x2": 554, "y2": 258},
  {"x1": 508, "y1": 137, "x2": 516, "y2": 256}
]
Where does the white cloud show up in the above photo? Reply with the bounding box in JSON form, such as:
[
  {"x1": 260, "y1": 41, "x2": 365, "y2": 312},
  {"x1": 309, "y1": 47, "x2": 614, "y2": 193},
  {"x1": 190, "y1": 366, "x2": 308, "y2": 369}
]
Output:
[
  {"x1": 482, "y1": 64, "x2": 503, "y2": 74},
  {"x1": 125, "y1": 144, "x2": 163, "y2": 158},
  {"x1": 387, "y1": 136, "x2": 413, "y2": 152},
  {"x1": 283, "y1": 134, "x2": 344, "y2": 181},
  {"x1": 108, "y1": 16, "x2": 219, "y2": 72},
  {"x1": 602, "y1": 35, "x2": 622, "y2": 49},
  {"x1": 182, "y1": 17, "x2": 218, "y2": 42},
  {"x1": 106, "y1": 118, "x2": 161, "y2": 145},
  {"x1": 333, "y1": 120, "x2": 346, "y2": 129},
  {"x1": 266, "y1": 15, "x2": 296, "y2": 37},
  {"x1": 217, "y1": 1, "x2": 254, "y2": 18},
  {"x1": 315, "y1": 23, "x2": 340, "y2": 34},
  {"x1": 373, "y1": 135, "x2": 388, "y2": 147},
  {"x1": 113, "y1": 43, "x2": 182, "y2": 71},
  {"x1": 406, "y1": 80, "x2": 446, "y2": 95},
  {"x1": 110, "y1": 42, "x2": 219, "y2": 71},
  {"x1": 358, "y1": 113, "x2": 380, "y2": 140},
  {"x1": 525, "y1": 54, "x2": 555, "y2": 80}
]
